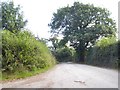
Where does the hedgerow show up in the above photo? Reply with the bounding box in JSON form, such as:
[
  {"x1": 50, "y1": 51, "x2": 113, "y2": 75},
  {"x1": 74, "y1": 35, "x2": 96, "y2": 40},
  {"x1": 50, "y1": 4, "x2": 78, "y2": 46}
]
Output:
[
  {"x1": 52, "y1": 47, "x2": 76, "y2": 62},
  {"x1": 2, "y1": 30, "x2": 56, "y2": 73},
  {"x1": 85, "y1": 36, "x2": 118, "y2": 68}
]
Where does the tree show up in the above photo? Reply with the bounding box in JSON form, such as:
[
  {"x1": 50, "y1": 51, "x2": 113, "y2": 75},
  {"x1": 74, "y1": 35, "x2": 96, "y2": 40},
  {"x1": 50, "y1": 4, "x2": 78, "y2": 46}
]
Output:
[
  {"x1": 49, "y1": 37, "x2": 59, "y2": 51},
  {"x1": 1, "y1": 1, "x2": 27, "y2": 32},
  {"x1": 49, "y1": 2, "x2": 116, "y2": 62},
  {"x1": 49, "y1": 36, "x2": 68, "y2": 51}
]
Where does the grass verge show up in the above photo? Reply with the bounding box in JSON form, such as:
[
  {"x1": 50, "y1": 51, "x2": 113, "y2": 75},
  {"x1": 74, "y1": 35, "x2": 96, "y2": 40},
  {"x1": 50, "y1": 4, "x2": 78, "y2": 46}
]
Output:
[{"x1": 2, "y1": 65, "x2": 55, "y2": 82}]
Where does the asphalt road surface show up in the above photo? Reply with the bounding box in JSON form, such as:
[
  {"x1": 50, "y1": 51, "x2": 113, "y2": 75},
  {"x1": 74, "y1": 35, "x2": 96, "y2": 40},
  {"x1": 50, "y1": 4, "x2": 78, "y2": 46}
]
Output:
[{"x1": 2, "y1": 63, "x2": 118, "y2": 88}]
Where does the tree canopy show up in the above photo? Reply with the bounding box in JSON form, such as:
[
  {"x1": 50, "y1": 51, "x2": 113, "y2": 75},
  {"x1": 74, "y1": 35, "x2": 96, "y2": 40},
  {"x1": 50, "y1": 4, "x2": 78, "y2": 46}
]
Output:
[
  {"x1": 1, "y1": 1, "x2": 27, "y2": 32},
  {"x1": 49, "y1": 2, "x2": 117, "y2": 62}
]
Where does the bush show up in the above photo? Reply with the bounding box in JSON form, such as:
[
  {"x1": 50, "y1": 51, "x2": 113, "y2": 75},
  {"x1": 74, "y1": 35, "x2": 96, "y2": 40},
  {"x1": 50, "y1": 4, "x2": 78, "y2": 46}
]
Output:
[
  {"x1": 118, "y1": 40, "x2": 120, "y2": 69},
  {"x1": 85, "y1": 36, "x2": 118, "y2": 68},
  {"x1": 53, "y1": 47, "x2": 76, "y2": 62},
  {"x1": 2, "y1": 30, "x2": 56, "y2": 72}
]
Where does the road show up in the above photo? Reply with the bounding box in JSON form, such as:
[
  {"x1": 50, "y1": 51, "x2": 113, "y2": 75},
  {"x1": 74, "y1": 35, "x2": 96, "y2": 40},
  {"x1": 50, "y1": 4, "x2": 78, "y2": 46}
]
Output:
[{"x1": 2, "y1": 63, "x2": 118, "y2": 88}]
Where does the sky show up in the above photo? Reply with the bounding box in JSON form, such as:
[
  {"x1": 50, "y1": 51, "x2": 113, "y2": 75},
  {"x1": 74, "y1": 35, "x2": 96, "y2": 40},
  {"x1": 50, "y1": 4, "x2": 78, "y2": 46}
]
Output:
[{"x1": 1, "y1": 0, "x2": 119, "y2": 39}]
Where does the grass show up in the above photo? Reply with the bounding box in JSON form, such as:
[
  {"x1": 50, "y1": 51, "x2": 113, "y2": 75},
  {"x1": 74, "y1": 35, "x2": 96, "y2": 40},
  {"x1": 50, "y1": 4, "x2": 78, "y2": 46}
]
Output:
[{"x1": 2, "y1": 65, "x2": 55, "y2": 82}]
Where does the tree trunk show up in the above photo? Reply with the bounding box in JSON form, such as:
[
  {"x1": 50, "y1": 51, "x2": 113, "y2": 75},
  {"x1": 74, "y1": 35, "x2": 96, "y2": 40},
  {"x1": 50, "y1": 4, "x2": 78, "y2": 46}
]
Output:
[
  {"x1": 76, "y1": 44, "x2": 85, "y2": 63},
  {"x1": 79, "y1": 50, "x2": 85, "y2": 63}
]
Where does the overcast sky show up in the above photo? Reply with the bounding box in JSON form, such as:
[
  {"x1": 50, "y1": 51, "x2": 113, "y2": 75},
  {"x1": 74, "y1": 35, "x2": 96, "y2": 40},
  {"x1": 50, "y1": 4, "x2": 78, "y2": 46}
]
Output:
[{"x1": 1, "y1": 0, "x2": 119, "y2": 39}]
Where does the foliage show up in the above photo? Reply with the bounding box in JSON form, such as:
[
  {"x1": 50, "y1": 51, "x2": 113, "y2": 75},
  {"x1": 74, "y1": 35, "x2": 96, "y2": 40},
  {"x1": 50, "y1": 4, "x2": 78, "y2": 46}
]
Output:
[
  {"x1": 118, "y1": 40, "x2": 120, "y2": 69},
  {"x1": 49, "y1": 37, "x2": 60, "y2": 51},
  {"x1": 49, "y1": 37, "x2": 76, "y2": 62},
  {"x1": 0, "y1": 4, "x2": 1, "y2": 29},
  {"x1": 49, "y1": 2, "x2": 116, "y2": 62},
  {"x1": 96, "y1": 36, "x2": 116, "y2": 47},
  {"x1": 1, "y1": 1, "x2": 27, "y2": 32},
  {"x1": 85, "y1": 36, "x2": 118, "y2": 68},
  {"x1": 52, "y1": 47, "x2": 76, "y2": 62},
  {"x1": 2, "y1": 30, "x2": 56, "y2": 73},
  {"x1": 0, "y1": 31, "x2": 2, "y2": 72}
]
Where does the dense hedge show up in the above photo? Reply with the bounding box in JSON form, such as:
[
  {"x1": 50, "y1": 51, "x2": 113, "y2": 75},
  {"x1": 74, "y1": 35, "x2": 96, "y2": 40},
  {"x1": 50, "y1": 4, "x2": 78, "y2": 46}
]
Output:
[
  {"x1": 85, "y1": 37, "x2": 118, "y2": 68},
  {"x1": 118, "y1": 41, "x2": 120, "y2": 69},
  {"x1": 52, "y1": 47, "x2": 76, "y2": 62},
  {"x1": 0, "y1": 31, "x2": 1, "y2": 70},
  {"x1": 2, "y1": 30, "x2": 56, "y2": 72}
]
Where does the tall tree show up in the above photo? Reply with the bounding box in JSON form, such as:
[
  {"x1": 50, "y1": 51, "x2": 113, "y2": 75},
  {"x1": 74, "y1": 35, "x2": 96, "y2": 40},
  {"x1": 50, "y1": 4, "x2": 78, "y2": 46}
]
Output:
[
  {"x1": 49, "y1": 2, "x2": 116, "y2": 62},
  {"x1": 0, "y1": 4, "x2": 2, "y2": 29},
  {"x1": 1, "y1": 1, "x2": 27, "y2": 32}
]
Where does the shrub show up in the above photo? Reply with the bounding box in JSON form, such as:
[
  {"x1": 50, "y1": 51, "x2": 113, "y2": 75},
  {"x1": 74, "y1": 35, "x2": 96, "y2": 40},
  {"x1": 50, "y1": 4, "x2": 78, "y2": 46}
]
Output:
[
  {"x1": 53, "y1": 47, "x2": 76, "y2": 62},
  {"x1": 2, "y1": 30, "x2": 56, "y2": 72},
  {"x1": 85, "y1": 36, "x2": 118, "y2": 68},
  {"x1": 118, "y1": 40, "x2": 120, "y2": 69}
]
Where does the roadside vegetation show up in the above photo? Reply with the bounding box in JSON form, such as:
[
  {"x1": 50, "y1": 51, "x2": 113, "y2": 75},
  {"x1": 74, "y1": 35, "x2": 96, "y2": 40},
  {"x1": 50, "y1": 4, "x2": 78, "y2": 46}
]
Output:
[
  {"x1": 1, "y1": 1, "x2": 56, "y2": 80},
  {"x1": 49, "y1": 37, "x2": 76, "y2": 62},
  {"x1": 48, "y1": 2, "x2": 119, "y2": 68},
  {"x1": 85, "y1": 36, "x2": 118, "y2": 68},
  {"x1": 2, "y1": 30, "x2": 56, "y2": 75},
  {"x1": 1, "y1": 1, "x2": 119, "y2": 81}
]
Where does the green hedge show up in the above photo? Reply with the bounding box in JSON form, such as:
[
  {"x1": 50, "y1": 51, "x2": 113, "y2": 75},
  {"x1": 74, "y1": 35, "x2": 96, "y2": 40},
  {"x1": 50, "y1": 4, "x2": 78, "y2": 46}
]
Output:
[
  {"x1": 85, "y1": 37, "x2": 118, "y2": 68},
  {"x1": 52, "y1": 47, "x2": 76, "y2": 62},
  {"x1": 2, "y1": 30, "x2": 56, "y2": 72},
  {"x1": 118, "y1": 41, "x2": 120, "y2": 69}
]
